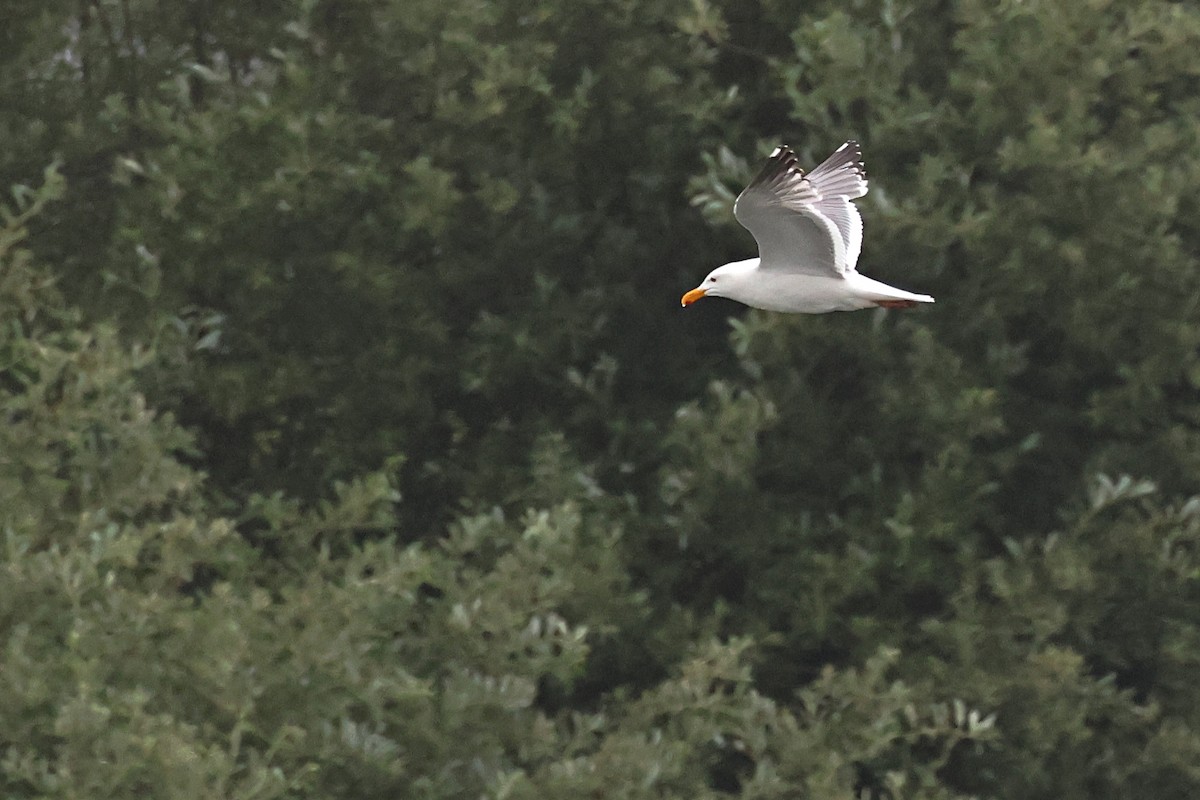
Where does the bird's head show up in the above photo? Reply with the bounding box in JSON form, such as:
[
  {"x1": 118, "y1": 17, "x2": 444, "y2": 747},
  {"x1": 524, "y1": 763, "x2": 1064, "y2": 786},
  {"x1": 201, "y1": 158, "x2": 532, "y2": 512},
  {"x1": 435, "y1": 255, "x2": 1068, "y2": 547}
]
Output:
[{"x1": 680, "y1": 260, "x2": 755, "y2": 307}]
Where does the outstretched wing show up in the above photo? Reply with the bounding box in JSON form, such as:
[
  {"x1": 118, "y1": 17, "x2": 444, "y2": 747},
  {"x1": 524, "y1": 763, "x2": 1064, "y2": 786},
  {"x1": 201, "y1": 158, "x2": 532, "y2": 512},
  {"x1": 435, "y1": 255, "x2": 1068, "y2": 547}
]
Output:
[{"x1": 733, "y1": 141, "x2": 869, "y2": 276}]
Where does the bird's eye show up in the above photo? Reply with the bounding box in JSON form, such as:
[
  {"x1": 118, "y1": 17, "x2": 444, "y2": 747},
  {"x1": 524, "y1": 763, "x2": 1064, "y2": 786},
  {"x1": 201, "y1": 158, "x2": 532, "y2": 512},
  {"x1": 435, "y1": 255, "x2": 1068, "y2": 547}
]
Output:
[{"x1": 708, "y1": 277, "x2": 717, "y2": 283}]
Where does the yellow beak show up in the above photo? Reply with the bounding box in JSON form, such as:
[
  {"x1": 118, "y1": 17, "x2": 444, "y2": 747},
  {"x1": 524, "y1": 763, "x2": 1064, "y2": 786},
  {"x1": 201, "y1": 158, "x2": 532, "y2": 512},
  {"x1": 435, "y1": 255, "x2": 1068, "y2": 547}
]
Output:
[{"x1": 680, "y1": 287, "x2": 707, "y2": 307}]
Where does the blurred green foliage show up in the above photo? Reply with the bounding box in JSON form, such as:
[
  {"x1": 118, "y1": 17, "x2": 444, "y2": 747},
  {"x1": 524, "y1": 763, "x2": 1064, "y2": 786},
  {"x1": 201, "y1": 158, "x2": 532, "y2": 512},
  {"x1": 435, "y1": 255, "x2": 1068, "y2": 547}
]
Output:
[{"x1": 3, "y1": 0, "x2": 1200, "y2": 796}]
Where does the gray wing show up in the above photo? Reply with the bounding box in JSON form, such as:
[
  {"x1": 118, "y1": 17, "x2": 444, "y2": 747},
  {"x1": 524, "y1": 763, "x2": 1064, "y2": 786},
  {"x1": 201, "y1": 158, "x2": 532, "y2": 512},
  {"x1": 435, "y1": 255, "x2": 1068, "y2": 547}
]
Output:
[{"x1": 732, "y1": 141, "x2": 868, "y2": 276}]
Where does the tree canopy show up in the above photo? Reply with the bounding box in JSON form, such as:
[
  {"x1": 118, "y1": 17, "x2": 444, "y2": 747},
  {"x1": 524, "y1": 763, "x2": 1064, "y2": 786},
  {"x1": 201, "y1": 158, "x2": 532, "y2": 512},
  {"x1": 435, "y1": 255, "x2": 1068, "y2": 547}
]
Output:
[{"x1": 3, "y1": 0, "x2": 1200, "y2": 797}]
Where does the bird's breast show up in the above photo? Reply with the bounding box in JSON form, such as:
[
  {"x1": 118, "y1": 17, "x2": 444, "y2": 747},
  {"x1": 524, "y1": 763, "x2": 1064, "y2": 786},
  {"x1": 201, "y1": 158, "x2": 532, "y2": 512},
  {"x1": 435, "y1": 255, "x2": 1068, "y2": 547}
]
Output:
[{"x1": 731, "y1": 272, "x2": 873, "y2": 314}]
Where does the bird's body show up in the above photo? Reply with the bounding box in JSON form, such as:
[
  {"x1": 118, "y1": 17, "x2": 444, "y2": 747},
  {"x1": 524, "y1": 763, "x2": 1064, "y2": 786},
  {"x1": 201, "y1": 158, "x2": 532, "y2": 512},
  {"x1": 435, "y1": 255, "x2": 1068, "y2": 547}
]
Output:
[
  {"x1": 681, "y1": 141, "x2": 934, "y2": 313},
  {"x1": 704, "y1": 257, "x2": 932, "y2": 313}
]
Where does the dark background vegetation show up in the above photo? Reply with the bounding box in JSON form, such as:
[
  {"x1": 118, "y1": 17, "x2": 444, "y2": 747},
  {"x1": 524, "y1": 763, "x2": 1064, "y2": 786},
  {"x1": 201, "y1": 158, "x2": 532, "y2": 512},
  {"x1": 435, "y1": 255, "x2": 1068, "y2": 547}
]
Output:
[{"x1": 3, "y1": 0, "x2": 1200, "y2": 796}]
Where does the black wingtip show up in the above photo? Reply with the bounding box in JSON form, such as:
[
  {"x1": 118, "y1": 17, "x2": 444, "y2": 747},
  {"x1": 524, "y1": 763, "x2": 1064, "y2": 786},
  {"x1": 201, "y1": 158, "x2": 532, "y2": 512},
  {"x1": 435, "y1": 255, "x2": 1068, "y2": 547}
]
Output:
[
  {"x1": 747, "y1": 144, "x2": 802, "y2": 190},
  {"x1": 746, "y1": 140, "x2": 868, "y2": 193},
  {"x1": 813, "y1": 140, "x2": 866, "y2": 180}
]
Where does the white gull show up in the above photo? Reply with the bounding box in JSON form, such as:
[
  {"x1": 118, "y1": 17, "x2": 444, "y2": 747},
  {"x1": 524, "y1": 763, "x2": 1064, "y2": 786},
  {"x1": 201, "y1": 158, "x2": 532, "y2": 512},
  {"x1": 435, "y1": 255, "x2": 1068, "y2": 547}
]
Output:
[{"x1": 682, "y1": 141, "x2": 934, "y2": 313}]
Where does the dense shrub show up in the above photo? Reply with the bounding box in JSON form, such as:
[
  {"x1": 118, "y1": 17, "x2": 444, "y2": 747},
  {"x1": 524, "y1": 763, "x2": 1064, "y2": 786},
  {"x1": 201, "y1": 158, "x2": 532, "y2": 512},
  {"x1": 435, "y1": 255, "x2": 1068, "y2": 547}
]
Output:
[{"x1": 3, "y1": 0, "x2": 1200, "y2": 796}]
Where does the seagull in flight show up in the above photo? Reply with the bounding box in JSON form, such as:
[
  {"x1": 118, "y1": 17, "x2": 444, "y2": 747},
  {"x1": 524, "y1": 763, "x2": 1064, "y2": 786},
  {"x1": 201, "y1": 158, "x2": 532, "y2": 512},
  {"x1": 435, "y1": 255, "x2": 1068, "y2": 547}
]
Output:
[{"x1": 681, "y1": 141, "x2": 933, "y2": 313}]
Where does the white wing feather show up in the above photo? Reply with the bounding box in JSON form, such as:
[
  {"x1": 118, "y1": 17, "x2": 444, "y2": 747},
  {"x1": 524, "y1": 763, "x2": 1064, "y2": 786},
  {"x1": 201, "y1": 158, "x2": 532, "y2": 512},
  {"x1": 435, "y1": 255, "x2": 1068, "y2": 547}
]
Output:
[{"x1": 733, "y1": 141, "x2": 868, "y2": 277}]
